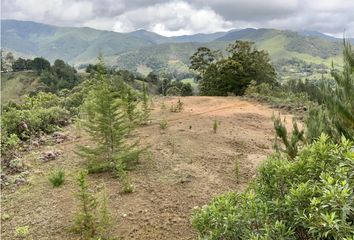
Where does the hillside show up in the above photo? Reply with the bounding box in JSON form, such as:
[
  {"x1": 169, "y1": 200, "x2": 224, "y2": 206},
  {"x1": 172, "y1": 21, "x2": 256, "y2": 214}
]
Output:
[
  {"x1": 1, "y1": 20, "x2": 152, "y2": 63},
  {"x1": 1, "y1": 71, "x2": 41, "y2": 102},
  {"x1": 1, "y1": 96, "x2": 293, "y2": 239},
  {"x1": 1, "y1": 20, "x2": 345, "y2": 80},
  {"x1": 109, "y1": 31, "x2": 342, "y2": 80}
]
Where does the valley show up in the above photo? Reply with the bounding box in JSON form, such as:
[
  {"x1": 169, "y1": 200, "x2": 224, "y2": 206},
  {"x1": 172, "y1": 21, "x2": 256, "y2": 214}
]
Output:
[{"x1": 1, "y1": 20, "x2": 347, "y2": 81}]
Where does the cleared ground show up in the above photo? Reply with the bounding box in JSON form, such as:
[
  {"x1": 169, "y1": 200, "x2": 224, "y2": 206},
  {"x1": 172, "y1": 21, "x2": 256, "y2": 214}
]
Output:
[{"x1": 1, "y1": 96, "x2": 293, "y2": 239}]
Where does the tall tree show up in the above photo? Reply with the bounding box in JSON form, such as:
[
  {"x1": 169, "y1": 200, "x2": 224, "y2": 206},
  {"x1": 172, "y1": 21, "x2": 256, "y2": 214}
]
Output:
[
  {"x1": 193, "y1": 41, "x2": 276, "y2": 96},
  {"x1": 189, "y1": 47, "x2": 218, "y2": 78}
]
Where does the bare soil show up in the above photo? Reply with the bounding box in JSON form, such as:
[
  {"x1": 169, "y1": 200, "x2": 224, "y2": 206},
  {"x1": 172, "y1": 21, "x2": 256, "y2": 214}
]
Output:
[{"x1": 1, "y1": 96, "x2": 293, "y2": 240}]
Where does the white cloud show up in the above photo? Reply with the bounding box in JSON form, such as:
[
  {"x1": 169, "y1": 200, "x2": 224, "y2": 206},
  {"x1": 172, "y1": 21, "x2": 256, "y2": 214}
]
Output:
[
  {"x1": 111, "y1": 1, "x2": 232, "y2": 36},
  {"x1": 2, "y1": 0, "x2": 354, "y2": 37}
]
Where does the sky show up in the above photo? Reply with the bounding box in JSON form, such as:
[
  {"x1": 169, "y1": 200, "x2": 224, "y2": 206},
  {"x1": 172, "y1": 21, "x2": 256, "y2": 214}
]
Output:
[{"x1": 2, "y1": 0, "x2": 354, "y2": 37}]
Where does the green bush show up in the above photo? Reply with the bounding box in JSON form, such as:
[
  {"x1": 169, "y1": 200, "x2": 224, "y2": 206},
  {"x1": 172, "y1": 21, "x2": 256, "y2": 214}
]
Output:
[
  {"x1": 159, "y1": 119, "x2": 168, "y2": 130},
  {"x1": 192, "y1": 135, "x2": 354, "y2": 239},
  {"x1": 48, "y1": 169, "x2": 65, "y2": 187},
  {"x1": 1, "y1": 92, "x2": 71, "y2": 158},
  {"x1": 15, "y1": 226, "x2": 29, "y2": 238}
]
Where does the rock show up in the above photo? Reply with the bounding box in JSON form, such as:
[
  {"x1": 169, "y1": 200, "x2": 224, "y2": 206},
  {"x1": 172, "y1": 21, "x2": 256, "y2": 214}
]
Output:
[
  {"x1": 38, "y1": 136, "x2": 47, "y2": 145},
  {"x1": 41, "y1": 150, "x2": 62, "y2": 162},
  {"x1": 32, "y1": 140, "x2": 40, "y2": 147},
  {"x1": 180, "y1": 174, "x2": 195, "y2": 184},
  {"x1": 1, "y1": 213, "x2": 10, "y2": 221},
  {"x1": 52, "y1": 132, "x2": 68, "y2": 144}
]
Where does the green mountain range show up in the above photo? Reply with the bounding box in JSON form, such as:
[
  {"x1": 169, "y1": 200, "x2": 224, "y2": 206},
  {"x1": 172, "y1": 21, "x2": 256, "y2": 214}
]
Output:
[{"x1": 1, "y1": 19, "x2": 349, "y2": 80}]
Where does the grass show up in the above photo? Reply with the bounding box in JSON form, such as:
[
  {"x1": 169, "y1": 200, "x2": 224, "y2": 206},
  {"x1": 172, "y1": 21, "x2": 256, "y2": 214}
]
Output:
[{"x1": 1, "y1": 72, "x2": 40, "y2": 103}]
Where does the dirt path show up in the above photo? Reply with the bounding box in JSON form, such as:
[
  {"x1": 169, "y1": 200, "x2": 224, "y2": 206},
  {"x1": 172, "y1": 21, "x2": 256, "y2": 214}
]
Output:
[{"x1": 1, "y1": 96, "x2": 293, "y2": 240}]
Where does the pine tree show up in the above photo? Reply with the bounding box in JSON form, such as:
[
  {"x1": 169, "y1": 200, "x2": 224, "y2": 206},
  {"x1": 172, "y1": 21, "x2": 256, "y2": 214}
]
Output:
[
  {"x1": 141, "y1": 82, "x2": 150, "y2": 123},
  {"x1": 72, "y1": 171, "x2": 97, "y2": 239},
  {"x1": 323, "y1": 40, "x2": 354, "y2": 140},
  {"x1": 77, "y1": 57, "x2": 141, "y2": 175},
  {"x1": 306, "y1": 40, "x2": 354, "y2": 142},
  {"x1": 72, "y1": 172, "x2": 112, "y2": 239},
  {"x1": 273, "y1": 115, "x2": 304, "y2": 160},
  {"x1": 97, "y1": 183, "x2": 111, "y2": 238}
]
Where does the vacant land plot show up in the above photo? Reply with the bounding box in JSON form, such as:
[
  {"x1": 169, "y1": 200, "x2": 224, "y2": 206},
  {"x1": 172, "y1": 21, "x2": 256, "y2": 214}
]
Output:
[{"x1": 1, "y1": 96, "x2": 293, "y2": 239}]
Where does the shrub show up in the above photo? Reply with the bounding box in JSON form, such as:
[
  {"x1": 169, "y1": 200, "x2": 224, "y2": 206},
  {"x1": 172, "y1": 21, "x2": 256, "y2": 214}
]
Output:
[
  {"x1": 159, "y1": 120, "x2": 168, "y2": 130},
  {"x1": 15, "y1": 226, "x2": 29, "y2": 238},
  {"x1": 192, "y1": 135, "x2": 354, "y2": 239},
  {"x1": 1, "y1": 92, "x2": 71, "y2": 158},
  {"x1": 170, "y1": 99, "x2": 184, "y2": 113},
  {"x1": 48, "y1": 169, "x2": 65, "y2": 187}
]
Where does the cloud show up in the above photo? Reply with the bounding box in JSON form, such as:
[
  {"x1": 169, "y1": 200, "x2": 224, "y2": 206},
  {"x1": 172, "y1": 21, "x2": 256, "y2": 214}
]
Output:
[
  {"x1": 111, "y1": 1, "x2": 232, "y2": 36},
  {"x1": 1, "y1": 0, "x2": 354, "y2": 37}
]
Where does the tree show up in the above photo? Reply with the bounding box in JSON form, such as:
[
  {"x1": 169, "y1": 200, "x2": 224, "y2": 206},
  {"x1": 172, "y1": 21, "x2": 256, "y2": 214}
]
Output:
[
  {"x1": 72, "y1": 171, "x2": 97, "y2": 239},
  {"x1": 305, "y1": 40, "x2": 354, "y2": 142},
  {"x1": 77, "y1": 57, "x2": 141, "y2": 176},
  {"x1": 32, "y1": 57, "x2": 50, "y2": 72},
  {"x1": 194, "y1": 41, "x2": 277, "y2": 96},
  {"x1": 227, "y1": 41, "x2": 276, "y2": 86},
  {"x1": 12, "y1": 58, "x2": 27, "y2": 71},
  {"x1": 158, "y1": 77, "x2": 171, "y2": 96},
  {"x1": 189, "y1": 47, "x2": 217, "y2": 78},
  {"x1": 40, "y1": 59, "x2": 80, "y2": 93},
  {"x1": 116, "y1": 69, "x2": 135, "y2": 82},
  {"x1": 146, "y1": 72, "x2": 159, "y2": 84},
  {"x1": 72, "y1": 171, "x2": 112, "y2": 239}
]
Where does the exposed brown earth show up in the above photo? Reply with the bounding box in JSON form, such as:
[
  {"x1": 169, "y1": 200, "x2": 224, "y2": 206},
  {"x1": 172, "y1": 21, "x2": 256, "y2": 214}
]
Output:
[{"x1": 1, "y1": 96, "x2": 293, "y2": 240}]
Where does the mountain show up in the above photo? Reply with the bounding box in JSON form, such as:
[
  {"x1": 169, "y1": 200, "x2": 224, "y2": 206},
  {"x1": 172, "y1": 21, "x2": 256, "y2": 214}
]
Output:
[
  {"x1": 1, "y1": 19, "x2": 153, "y2": 63},
  {"x1": 170, "y1": 31, "x2": 230, "y2": 43},
  {"x1": 128, "y1": 29, "x2": 171, "y2": 44},
  {"x1": 1, "y1": 19, "x2": 346, "y2": 80}
]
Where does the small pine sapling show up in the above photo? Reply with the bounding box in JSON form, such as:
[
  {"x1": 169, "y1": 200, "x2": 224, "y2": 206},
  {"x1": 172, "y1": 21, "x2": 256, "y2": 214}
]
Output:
[
  {"x1": 97, "y1": 183, "x2": 112, "y2": 238},
  {"x1": 234, "y1": 157, "x2": 240, "y2": 182},
  {"x1": 159, "y1": 119, "x2": 168, "y2": 130},
  {"x1": 72, "y1": 171, "x2": 97, "y2": 239},
  {"x1": 48, "y1": 168, "x2": 65, "y2": 187},
  {"x1": 141, "y1": 82, "x2": 150, "y2": 123},
  {"x1": 273, "y1": 114, "x2": 305, "y2": 159},
  {"x1": 170, "y1": 99, "x2": 184, "y2": 112},
  {"x1": 213, "y1": 118, "x2": 220, "y2": 133}
]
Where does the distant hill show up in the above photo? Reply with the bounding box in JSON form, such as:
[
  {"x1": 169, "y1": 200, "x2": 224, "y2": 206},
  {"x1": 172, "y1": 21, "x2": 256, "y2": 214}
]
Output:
[
  {"x1": 1, "y1": 19, "x2": 347, "y2": 80},
  {"x1": 1, "y1": 19, "x2": 152, "y2": 63}
]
